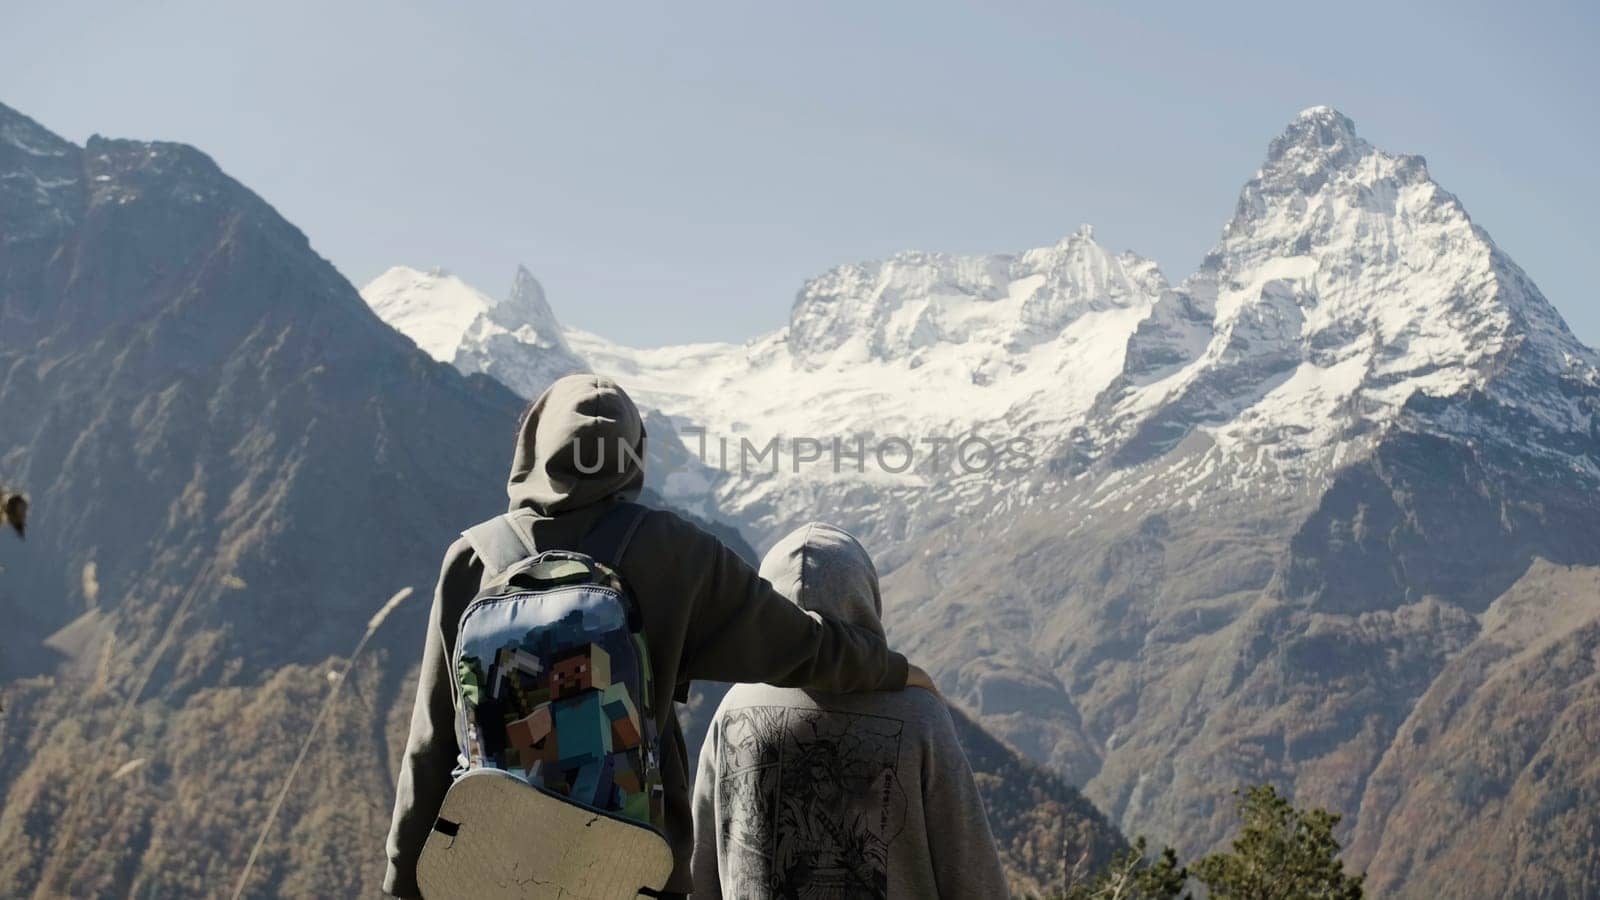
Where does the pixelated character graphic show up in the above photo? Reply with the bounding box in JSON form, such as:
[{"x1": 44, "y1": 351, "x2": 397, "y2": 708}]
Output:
[{"x1": 501, "y1": 642, "x2": 649, "y2": 820}]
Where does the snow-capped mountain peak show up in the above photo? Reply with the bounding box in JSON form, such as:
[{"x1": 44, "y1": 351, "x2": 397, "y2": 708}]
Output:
[
  {"x1": 1014, "y1": 226, "x2": 1168, "y2": 335},
  {"x1": 363, "y1": 264, "x2": 589, "y2": 403},
  {"x1": 362, "y1": 263, "x2": 578, "y2": 368},
  {"x1": 1100, "y1": 107, "x2": 1598, "y2": 485},
  {"x1": 1263, "y1": 105, "x2": 1365, "y2": 169},
  {"x1": 786, "y1": 226, "x2": 1167, "y2": 370},
  {"x1": 488, "y1": 264, "x2": 572, "y2": 355},
  {"x1": 361, "y1": 266, "x2": 495, "y2": 362}
]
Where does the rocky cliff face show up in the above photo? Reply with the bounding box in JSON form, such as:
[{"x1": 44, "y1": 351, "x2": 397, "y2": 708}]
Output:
[
  {"x1": 1346, "y1": 561, "x2": 1600, "y2": 898},
  {"x1": 0, "y1": 99, "x2": 532, "y2": 897},
  {"x1": 374, "y1": 107, "x2": 1600, "y2": 897}
]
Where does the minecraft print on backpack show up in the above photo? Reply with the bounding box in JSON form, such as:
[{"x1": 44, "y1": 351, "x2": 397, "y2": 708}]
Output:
[{"x1": 451, "y1": 509, "x2": 663, "y2": 828}]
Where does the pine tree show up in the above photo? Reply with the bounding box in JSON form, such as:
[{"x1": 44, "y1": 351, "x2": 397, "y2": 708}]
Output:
[
  {"x1": 1049, "y1": 784, "x2": 1364, "y2": 900},
  {"x1": 1190, "y1": 784, "x2": 1364, "y2": 900}
]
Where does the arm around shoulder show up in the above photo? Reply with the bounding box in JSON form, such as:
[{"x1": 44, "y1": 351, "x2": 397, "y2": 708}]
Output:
[{"x1": 672, "y1": 516, "x2": 908, "y2": 692}]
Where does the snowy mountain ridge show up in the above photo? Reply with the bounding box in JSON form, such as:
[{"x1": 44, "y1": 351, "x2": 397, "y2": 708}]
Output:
[
  {"x1": 368, "y1": 226, "x2": 1171, "y2": 541},
  {"x1": 363, "y1": 107, "x2": 1600, "y2": 548}
]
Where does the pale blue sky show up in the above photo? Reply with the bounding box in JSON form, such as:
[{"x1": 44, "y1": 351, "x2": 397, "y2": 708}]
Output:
[{"x1": 4, "y1": 1, "x2": 1596, "y2": 347}]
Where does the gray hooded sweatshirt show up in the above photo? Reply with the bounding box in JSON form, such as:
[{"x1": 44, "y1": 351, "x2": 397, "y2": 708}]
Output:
[
  {"x1": 384, "y1": 376, "x2": 909, "y2": 897},
  {"x1": 691, "y1": 524, "x2": 1010, "y2": 899}
]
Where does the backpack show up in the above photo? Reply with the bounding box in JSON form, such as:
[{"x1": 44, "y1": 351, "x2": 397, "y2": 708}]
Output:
[{"x1": 417, "y1": 501, "x2": 675, "y2": 900}]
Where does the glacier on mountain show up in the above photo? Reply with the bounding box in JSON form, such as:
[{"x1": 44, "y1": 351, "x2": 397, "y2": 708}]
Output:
[{"x1": 363, "y1": 107, "x2": 1600, "y2": 550}]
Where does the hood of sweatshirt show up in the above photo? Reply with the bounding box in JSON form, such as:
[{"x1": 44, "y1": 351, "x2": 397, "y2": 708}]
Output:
[
  {"x1": 507, "y1": 373, "x2": 647, "y2": 515},
  {"x1": 758, "y1": 522, "x2": 884, "y2": 638}
]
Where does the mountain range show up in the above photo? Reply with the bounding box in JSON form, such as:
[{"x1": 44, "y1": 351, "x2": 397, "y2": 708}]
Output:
[
  {"x1": 368, "y1": 107, "x2": 1600, "y2": 898},
  {"x1": 0, "y1": 98, "x2": 1114, "y2": 899}
]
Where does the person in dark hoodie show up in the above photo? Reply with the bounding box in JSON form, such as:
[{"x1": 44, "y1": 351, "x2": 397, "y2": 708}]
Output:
[
  {"x1": 692, "y1": 523, "x2": 1010, "y2": 899},
  {"x1": 384, "y1": 374, "x2": 934, "y2": 898}
]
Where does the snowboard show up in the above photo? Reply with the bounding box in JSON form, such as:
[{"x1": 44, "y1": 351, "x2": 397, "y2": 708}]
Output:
[{"x1": 415, "y1": 768, "x2": 675, "y2": 899}]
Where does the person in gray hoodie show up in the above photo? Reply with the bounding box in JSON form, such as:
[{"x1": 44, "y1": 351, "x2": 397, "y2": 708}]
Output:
[
  {"x1": 692, "y1": 523, "x2": 1010, "y2": 900},
  {"x1": 384, "y1": 375, "x2": 935, "y2": 898}
]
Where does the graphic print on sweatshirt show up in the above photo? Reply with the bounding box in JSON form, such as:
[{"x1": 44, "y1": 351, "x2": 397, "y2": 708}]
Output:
[{"x1": 717, "y1": 706, "x2": 907, "y2": 899}]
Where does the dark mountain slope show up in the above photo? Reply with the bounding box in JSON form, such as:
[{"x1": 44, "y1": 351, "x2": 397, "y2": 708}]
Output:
[
  {"x1": 948, "y1": 704, "x2": 1126, "y2": 897},
  {"x1": 1346, "y1": 561, "x2": 1600, "y2": 899},
  {"x1": 0, "y1": 99, "x2": 524, "y2": 897}
]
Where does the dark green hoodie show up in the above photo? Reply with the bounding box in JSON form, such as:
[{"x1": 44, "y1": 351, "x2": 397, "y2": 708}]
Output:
[{"x1": 383, "y1": 374, "x2": 910, "y2": 896}]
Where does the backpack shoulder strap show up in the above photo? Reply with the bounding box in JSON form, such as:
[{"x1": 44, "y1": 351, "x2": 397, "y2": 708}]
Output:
[
  {"x1": 580, "y1": 501, "x2": 649, "y2": 569},
  {"x1": 462, "y1": 511, "x2": 538, "y2": 577}
]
